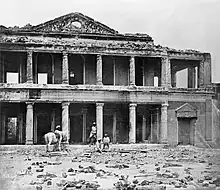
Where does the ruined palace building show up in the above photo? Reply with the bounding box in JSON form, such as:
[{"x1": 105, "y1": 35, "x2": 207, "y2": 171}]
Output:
[{"x1": 0, "y1": 12, "x2": 219, "y2": 147}]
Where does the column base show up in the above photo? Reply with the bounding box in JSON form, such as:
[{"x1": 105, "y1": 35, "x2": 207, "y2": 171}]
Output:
[
  {"x1": 96, "y1": 82, "x2": 103, "y2": 85},
  {"x1": 25, "y1": 140, "x2": 33, "y2": 145},
  {"x1": 160, "y1": 139, "x2": 168, "y2": 144}
]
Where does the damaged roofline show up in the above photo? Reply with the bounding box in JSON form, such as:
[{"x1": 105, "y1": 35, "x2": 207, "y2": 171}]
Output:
[{"x1": 0, "y1": 29, "x2": 154, "y2": 43}]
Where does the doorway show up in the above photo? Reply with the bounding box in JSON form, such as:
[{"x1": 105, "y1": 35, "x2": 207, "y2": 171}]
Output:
[
  {"x1": 70, "y1": 115, "x2": 83, "y2": 143},
  {"x1": 178, "y1": 118, "x2": 192, "y2": 145},
  {"x1": 6, "y1": 117, "x2": 18, "y2": 144}
]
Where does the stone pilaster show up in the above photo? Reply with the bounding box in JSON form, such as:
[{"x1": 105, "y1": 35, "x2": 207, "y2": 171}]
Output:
[
  {"x1": 161, "y1": 56, "x2": 171, "y2": 88},
  {"x1": 129, "y1": 103, "x2": 137, "y2": 143},
  {"x1": 129, "y1": 56, "x2": 135, "y2": 86},
  {"x1": 160, "y1": 102, "x2": 168, "y2": 144},
  {"x1": 62, "y1": 102, "x2": 70, "y2": 142},
  {"x1": 62, "y1": 52, "x2": 69, "y2": 84},
  {"x1": 82, "y1": 108, "x2": 87, "y2": 143},
  {"x1": 96, "y1": 55, "x2": 103, "y2": 85},
  {"x1": 199, "y1": 59, "x2": 205, "y2": 88},
  {"x1": 26, "y1": 102, "x2": 34, "y2": 145},
  {"x1": 26, "y1": 51, "x2": 33, "y2": 83},
  {"x1": 96, "y1": 103, "x2": 104, "y2": 139}
]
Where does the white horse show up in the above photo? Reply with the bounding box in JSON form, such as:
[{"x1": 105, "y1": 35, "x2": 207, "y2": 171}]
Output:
[{"x1": 44, "y1": 131, "x2": 67, "y2": 152}]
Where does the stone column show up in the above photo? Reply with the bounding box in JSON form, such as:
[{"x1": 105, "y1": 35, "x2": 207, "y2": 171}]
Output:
[
  {"x1": 129, "y1": 56, "x2": 135, "y2": 86},
  {"x1": 129, "y1": 103, "x2": 137, "y2": 143},
  {"x1": 96, "y1": 55, "x2": 103, "y2": 85},
  {"x1": 82, "y1": 108, "x2": 87, "y2": 143},
  {"x1": 96, "y1": 103, "x2": 104, "y2": 140},
  {"x1": 188, "y1": 67, "x2": 196, "y2": 88},
  {"x1": 62, "y1": 52, "x2": 69, "y2": 84},
  {"x1": 142, "y1": 114, "x2": 146, "y2": 142},
  {"x1": 160, "y1": 102, "x2": 168, "y2": 144},
  {"x1": 199, "y1": 59, "x2": 205, "y2": 88},
  {"x1": 26, "y1": 51, "x2": 33, "y2": 83},
  {"x1": 26, "y1": 102, "x2": 34, "y2": 145},
  {"x1": 113, "y1": 111, "x2": 117, "y2": 143},
  {"x1": 83, "y1": 59, "x2": 86, "y2": 85},
  {"x1": 62, "y1": 102, "x2": 70, "y2": 142},
  {"x1": 161, "y1": 56, "x2": 171, "y2": 88}
]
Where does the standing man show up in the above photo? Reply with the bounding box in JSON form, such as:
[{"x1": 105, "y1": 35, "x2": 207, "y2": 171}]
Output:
[
  {"x1": 89, "y1": 122, "x2": 97, "y2": 145},
  {"x1": 54, "y1": 125, "x2": 67, "y2": 151}
]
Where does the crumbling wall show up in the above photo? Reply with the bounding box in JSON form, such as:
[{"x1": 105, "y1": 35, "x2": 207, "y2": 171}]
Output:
[
  {"x1": 212, "y1": 99, "x2": 220, "y2": 148},
  {"x1": 168, "y1": 101, "x2": 209, "y2": 147}
]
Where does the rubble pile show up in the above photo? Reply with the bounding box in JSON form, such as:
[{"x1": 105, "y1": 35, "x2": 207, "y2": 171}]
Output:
[{"x1": 1, "y1": 145, "x2": 220, "y2": 190}]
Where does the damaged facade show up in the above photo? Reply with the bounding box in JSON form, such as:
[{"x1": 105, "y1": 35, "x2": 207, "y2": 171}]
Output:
[{"x1": 0, "y1": 13, "x2": 215, "y2": 147}]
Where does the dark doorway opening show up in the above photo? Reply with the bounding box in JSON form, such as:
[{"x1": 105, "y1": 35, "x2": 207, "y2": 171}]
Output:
[
  {"x1": 37, "y1": 114, "x2": 51, "y2": 144},
  {"x1": 70, "y1": 115, "x2": 83, "y2": 143},
  {"x1": 178, "y1": 118, "x2": 191, "y2": 145},
  {"x1": 6, "y1": 117, "x2": 18, "y2": 144}
]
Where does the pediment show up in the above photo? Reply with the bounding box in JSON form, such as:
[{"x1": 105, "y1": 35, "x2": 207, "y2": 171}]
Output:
[
  {"x1": 176, "y1": 103, "x2": 197, "y2": 118},
  {"x1": 31, "y1": 12, "x2": 118, "y2": 34}
]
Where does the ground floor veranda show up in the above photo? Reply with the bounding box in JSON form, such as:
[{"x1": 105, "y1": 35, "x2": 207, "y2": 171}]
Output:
[{"x1": 0, "y1": 102, "x2": 171, "y2": 145}]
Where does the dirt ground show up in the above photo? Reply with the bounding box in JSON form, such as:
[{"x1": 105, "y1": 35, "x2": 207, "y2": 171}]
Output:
[{"x1": 0, "y1": 145, "x2": 220, "y2": 190}]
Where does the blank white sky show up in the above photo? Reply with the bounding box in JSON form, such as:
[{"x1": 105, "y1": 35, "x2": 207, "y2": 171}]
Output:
[{"x1": 1, "y1": 0, "x2": 220, "y2": 82}]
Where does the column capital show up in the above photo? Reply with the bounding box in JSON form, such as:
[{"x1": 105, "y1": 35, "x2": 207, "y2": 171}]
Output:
[
  {"x1": 129, "y1": 103, "x2": 137, "y2": 108},
  {"x1": 26, "y1": 102, "x2": 34, "y2": 106},
  {"x1": 62, "y1": 52, "x2": 68, "y2": 56},
  {"x1": 97, "y1": 54, "x2": 102, "y2": 59},
  {"x1": 27, "y1": 51, "x2": 33, "y2": 57},
  {"x1": 96, "y1": 102, "x2": 104, "y2": 107},
  {"x1": 161, "y1": 102, "x2": 169, "y2": 108},
  {"x1": 62, "y1": 102, "x2": 70, "y2": 107},
  {"x1": 161, "y1": 56, "x2": 169, "y2": 62}
]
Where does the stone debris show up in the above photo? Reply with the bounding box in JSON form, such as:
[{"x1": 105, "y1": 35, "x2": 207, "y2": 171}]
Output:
[
  {"x1": 162, "y1": 163, "x2": 183, "y2": 168},
  {"x1": 36, "y1": 172, "x2": 57, "y2": 178},
  {"x1": 62, "y1": 172, "x2": 68, "y2": 178},
  {"x1": 56, "y1": 179, "x2": 100, "y2": 190},
  {"x1": 106, "y1": 164, "x2": 129, "y2": 169},
  {"x1": 2, "y1": 146, "x2": 220, "y2": 190}
]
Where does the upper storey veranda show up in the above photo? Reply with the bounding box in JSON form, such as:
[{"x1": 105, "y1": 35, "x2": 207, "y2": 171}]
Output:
[{"x1": 0, "y1": 12, "x2": 212, "y2": 97}]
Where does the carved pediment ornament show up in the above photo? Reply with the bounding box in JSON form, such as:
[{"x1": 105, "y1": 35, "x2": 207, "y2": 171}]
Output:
[
  {"x1": 32, "y1": 13, "x2": 118, "y2": 34},
  {"x1": 176, "y1": 103, "x2": 197, "y2": 118}
]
